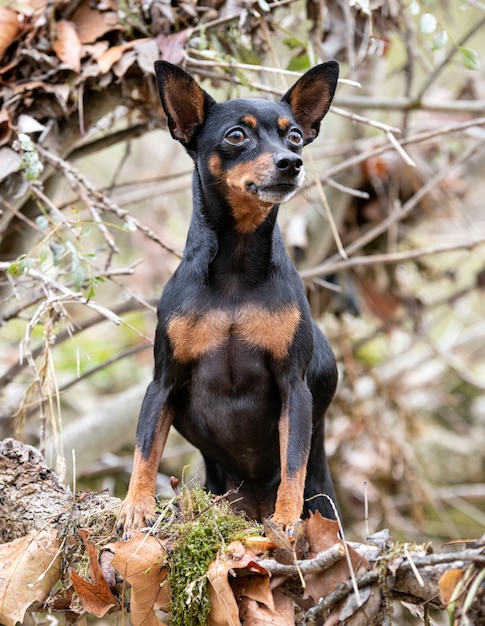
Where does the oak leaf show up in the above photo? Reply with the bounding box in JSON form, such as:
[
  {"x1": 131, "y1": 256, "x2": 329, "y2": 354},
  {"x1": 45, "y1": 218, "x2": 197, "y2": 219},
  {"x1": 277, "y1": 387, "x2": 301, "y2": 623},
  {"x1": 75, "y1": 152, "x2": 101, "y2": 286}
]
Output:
[
  {"x1": 108, "y1": 534, "x2": 170, "y2": 626},
  {"x1": 304, "y1": 513, "x2": 368, "y2": 603},
  {"x1": 0, "y1": 529, "x2": 61, "y2": 626},
  {"x1": 70, "y1": 529, "x2": 117, "y2": 618}
]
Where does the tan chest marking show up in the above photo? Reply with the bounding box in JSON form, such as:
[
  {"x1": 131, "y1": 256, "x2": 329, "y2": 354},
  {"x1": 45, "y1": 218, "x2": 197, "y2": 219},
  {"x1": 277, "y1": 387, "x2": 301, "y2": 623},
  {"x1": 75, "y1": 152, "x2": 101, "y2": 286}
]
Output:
[{"x1": 167, "y1": 305, "x2": 301, "y2": 363}]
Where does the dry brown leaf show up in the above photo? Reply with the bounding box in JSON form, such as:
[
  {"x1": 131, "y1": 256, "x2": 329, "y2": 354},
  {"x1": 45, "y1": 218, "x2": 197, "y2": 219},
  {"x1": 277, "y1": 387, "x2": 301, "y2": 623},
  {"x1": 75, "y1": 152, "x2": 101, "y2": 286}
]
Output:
[
  {"x1": 0, "y1": 7, "x2": 22, "y2": 60},
  {"x1": 70, "y1": 530, "x2": 117, "y2": 618},
  {"x1": 71, "y1": 570, "x2": 116, "y2": 618},
  {"x1": 304, "y1": 512, "x2": 368, "y2": 603},
  {"x1": 439, "y1": 568, "x2": 464, "y2": 605},
  {"x1": 242, "y1": 536, "x2": 277, "y2": 552},
  {"x1": 108, "y1": 534, "x2": 170, "y2": 626},
  {"x1": 207, "y1": 559, "x2": 240, "y2": 626},
  {"x1": 241, "y1": 575, "x2": 274, "y2": 611},
  {"x1": 53, "y1": 20, "x2": 82, "y2": 72},
  {"x1": 207, "y1": 541, "x2": 272, "y2": 626},
  {"x1": 71, "y1": 0, "x2": 120, "y2": 44},
  {"x1": 155, "y1": 31, "x2": 190, "y2": 65},
  {"x1": 97, "y1": 44, "x2": 127, "y2": 74},
  {"x1": 97, "y1": 38, "x2": 151, "y2": 74},
  {"x1": 0, "y1": 529, "x2": 62, "y2": 626},
  {"x1": 239, "y1": 589, "x2": 295, "y2": 625}
]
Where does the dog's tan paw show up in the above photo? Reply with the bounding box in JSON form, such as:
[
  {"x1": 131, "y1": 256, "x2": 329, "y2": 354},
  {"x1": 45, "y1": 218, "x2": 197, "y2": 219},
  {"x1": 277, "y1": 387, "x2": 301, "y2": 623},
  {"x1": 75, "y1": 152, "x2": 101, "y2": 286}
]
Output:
[{"x1": 117, "y1": 494, "x2": 156, "y2": 540}]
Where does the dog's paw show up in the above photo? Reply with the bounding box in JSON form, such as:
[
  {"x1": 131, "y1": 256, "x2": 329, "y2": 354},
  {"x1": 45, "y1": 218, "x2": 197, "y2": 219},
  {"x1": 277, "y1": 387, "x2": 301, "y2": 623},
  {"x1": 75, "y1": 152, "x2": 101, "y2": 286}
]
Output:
[
  {"x1": 117, "y1": 495, "x2": 156, "y2": 540},
  {"x1": 263, "y1": 516, "x2": 297, "y2": 550}
]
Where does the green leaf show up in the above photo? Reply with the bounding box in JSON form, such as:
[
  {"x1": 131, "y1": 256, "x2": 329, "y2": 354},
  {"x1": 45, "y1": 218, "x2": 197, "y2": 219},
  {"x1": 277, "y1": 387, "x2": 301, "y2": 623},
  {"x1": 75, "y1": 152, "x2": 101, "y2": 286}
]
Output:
[
  {"x1": 420, "y1": 13, "x2": 437, "y2": 35},
  {"x1": 287, "y1": 54, "x2": 311, "y2": 72},
  {"x1": 36, "y1": 215, "x2": 49, "y2": 232},
  {"x1": 71, "y1": 262, "x2": 85, "y2": 290},
  {"x1": 283, "y1": 36, "x2": 303, "y2": 50},
  {"x1": 65, "y1": 240, "x2": 79, "y2": 258},
  {"x1": 39, "y1": 246, "x2": 48, "y2": 265},
  {"x1": 50, "y1": 242, "x2": 65, "y2": 264},
  {"x1": 460, "y1": 47, "x2": 480, "y2": 70},
  {"x1": 8, "y1": 261, "x2": 24, "y2": 277},
  {"x1": 432, "y1": 31, "x2": 448, "y2": 51}
]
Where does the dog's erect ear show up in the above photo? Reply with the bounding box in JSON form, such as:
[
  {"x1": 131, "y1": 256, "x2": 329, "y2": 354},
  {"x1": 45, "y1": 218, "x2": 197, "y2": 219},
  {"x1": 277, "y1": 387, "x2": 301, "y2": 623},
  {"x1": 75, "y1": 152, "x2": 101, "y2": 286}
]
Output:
[
  {"x1": 154, "y1": 61, "x2": 215, "y2": 147},
  {"x1": 281, "y1": 61, "x2": 339, "y2": 145}
]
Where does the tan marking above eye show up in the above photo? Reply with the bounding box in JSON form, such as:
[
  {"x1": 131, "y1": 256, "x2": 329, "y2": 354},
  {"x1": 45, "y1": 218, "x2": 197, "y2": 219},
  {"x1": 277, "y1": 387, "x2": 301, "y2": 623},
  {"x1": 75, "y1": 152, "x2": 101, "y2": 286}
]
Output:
[
  {"x1": 167, "y1": 304, "x2": 301, "y2": 362},
  {"x1": 241, "y1": 114, "x2": 258, "y2": 128},
  {"x1": 278, "y1": 117, "x2": 291, "y2": 132}
]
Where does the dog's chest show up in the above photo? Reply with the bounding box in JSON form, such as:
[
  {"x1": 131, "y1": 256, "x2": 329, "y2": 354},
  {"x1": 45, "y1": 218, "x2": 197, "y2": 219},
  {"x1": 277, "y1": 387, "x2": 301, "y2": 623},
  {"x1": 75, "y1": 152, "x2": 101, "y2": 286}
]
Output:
[{"x1": 167, "y1": 304, "x2": 300, "y2": 363}]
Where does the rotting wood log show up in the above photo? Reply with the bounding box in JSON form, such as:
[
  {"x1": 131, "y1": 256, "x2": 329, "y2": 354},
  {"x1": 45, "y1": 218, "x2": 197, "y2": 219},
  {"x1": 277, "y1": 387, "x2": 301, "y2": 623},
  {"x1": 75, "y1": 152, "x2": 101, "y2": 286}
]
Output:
[{"x1": 0, "y1": 438, "x2": 483, "y2": 625}]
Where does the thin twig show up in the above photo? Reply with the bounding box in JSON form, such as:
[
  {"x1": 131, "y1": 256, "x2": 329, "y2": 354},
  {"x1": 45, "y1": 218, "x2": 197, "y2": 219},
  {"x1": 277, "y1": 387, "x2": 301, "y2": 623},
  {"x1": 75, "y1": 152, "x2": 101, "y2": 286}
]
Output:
[
  {"x1": 308, "y1": 141, "x2": 483, "y2": 275},
  {"x1": 301, "y1": 234, "x2": 485, "y2": 279},
  {"x1": 36, "y1": 146, "x2": 182, "y2": 259}
]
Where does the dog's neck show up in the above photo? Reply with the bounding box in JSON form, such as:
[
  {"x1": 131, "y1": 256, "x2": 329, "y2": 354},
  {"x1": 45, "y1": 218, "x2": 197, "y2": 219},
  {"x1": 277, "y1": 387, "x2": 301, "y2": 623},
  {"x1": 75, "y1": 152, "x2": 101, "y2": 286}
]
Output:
[{"x1": 182, "y1": 169, "x2": 284, "y2": 287}]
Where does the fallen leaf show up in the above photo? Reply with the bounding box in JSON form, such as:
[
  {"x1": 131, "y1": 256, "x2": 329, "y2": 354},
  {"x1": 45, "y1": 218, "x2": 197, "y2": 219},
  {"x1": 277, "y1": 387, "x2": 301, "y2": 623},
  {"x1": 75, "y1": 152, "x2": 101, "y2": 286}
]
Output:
[
  {"x1": 70, "y1": 529, "x2": 117, "y2": 618},
  {"x1": 97, "y1": 44, "x2": 127, "y2": 73},
  {"x1": 241, "y1": 574, "x2": 274, "y2": 611},
  {"x1": 207, "y1": 559, "x2": 240, "y2": 626},
  {"x1": 134, "y1": 39, "x2": 159, "y2": 75},
  {"x1": 242, "y1": 536, "x2": 277, "y2": 552},
  {"x1": 71, "y1": 0, "x2": 120, "y2": 44},
  {"x1": 97, "y1": 38, "x2": 151, "y2": 74},
  {"x1": 239, "y1": 590, "x2": 295, "y2": 625},
  {"x1": 207, "y1": 542, "x2": 271, "y2": 626},
  {"x1": 108, "y1": 534, "x2": 170, "y2": 626},
  {"x1": 439, "y1": 568, "x2": 464, "y2": 605},
  {"x1": 0, "y1": 7, "x2": 22, "y2": 60},
  {"x1": 156, "y1": 30, "x2": 190, "y2": 65},
  {"x1": 303, "y1": 512, "x2": 368, "y2": 603},
  {"x1": 0, "y1": 529, "x2": 62, "y2": 626},
  {"x1": 71, "y1": 569, "x2": 116, "y2": 618},
  {"x1": 0, "y1": 147, "x2": 21, "y2": 182},
  {"x1": 53, "y1": 20, "x2": 82, "y2": 72}
]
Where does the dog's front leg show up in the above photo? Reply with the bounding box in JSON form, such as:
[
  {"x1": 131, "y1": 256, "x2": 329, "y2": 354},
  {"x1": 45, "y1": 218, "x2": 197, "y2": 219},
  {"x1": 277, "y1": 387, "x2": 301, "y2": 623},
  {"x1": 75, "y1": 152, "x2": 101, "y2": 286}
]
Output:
[
  {"x1": 118, "y1": 379, "x2": 174, "y2": 538},
  {"x1": 272, "y1": 379, "x2": 312, "y2": 536}
]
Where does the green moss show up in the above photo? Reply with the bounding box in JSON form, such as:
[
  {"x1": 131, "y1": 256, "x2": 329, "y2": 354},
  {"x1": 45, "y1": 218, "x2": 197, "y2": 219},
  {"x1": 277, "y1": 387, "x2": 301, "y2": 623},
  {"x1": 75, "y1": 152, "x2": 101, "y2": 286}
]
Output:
[{"x1": 165, "y1": 487, "x2": 259, "y2": 626}]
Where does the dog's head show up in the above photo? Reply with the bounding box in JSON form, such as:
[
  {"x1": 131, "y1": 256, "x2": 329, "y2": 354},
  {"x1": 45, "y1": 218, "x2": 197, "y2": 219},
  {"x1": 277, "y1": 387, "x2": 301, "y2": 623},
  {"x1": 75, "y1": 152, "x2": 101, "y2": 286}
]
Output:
[{"x1": 154, "y1": 61, "x2": 339, "y2": 232}]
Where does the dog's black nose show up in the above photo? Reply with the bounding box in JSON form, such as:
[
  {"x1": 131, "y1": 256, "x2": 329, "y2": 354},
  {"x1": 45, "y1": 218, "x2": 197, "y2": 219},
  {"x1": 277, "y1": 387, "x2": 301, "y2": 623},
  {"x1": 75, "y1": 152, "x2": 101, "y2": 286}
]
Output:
[{"x1": 275, "y1": 153, "x2": 303, "y2": 176}]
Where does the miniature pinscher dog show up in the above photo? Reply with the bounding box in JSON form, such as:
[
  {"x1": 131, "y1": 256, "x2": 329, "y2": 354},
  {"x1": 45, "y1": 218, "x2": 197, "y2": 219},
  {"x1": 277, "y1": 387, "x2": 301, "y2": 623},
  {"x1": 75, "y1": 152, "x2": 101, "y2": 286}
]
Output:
[{"x1": 118, "y1": 60, "x2": 339, "y2": 538}]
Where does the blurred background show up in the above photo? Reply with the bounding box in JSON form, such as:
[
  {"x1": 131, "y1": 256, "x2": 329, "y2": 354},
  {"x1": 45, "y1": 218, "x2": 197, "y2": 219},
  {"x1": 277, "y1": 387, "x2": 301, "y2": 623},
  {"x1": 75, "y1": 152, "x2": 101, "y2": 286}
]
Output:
[{"x1": 0, "y1": 0, "x2": 484, "y2": 567}]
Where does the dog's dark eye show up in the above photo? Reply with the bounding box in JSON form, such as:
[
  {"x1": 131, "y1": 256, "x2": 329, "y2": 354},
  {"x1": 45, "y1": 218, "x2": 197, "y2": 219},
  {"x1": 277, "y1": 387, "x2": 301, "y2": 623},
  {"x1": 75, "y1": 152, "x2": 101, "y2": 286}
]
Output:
[
  {"x1": 224, "y1": 128, "x2": 247, "y2": 145},
  {"x1": 288, "y1": 129, "x2": 303, "y2": 146}
]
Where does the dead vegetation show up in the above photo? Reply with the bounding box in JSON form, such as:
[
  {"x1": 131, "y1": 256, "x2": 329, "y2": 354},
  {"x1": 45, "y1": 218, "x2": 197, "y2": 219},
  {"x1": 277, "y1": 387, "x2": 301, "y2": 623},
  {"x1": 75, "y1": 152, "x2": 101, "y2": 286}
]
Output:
[{"x1": 1, "y1": 0, "x2": 485, "y2": 623}]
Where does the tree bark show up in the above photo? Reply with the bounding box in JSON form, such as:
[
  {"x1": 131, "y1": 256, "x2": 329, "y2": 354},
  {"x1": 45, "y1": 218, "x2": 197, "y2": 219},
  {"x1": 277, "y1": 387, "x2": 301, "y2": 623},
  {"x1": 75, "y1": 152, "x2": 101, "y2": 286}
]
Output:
[
  {"x1": 0, "y1": 437, "x2": 120, "y2": 543},
  {"x1": 1, "y1": 438, "x2": 483, "y2": 626}
]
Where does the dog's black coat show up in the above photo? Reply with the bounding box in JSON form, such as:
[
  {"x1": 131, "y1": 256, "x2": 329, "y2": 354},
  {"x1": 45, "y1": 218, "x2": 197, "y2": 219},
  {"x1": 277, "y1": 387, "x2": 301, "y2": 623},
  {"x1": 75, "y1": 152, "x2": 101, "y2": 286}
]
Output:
[{"x1": 119, "y1": 61, "x2": 339, "y2": 536}]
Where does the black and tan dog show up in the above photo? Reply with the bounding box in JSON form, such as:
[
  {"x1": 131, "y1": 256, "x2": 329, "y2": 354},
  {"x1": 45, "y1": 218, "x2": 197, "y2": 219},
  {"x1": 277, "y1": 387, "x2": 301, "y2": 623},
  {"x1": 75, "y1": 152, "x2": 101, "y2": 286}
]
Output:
[{"x1": 118, "y1": 61, "x2": 339, "y2": 538}]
